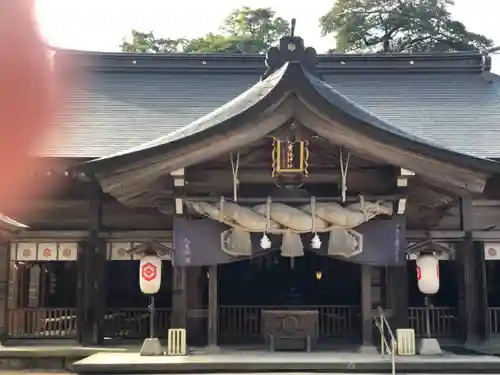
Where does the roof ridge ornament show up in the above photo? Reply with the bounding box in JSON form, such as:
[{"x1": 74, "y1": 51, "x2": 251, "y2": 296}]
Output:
[{"x1": 261, "y1": 18, "x2": 318, "y2": 80}]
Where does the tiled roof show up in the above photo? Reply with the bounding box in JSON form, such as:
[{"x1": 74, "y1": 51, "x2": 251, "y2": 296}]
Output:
[{"x1": 44, "y1": 50, "x2": 500, "y2": 159}]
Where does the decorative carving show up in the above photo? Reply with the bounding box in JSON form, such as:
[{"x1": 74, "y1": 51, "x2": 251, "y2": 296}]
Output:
[{"x1": 262, "y1": 19, "x2": 318, "y2": 80}]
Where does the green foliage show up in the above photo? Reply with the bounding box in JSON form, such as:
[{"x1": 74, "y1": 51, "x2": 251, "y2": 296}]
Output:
[
  {"x1": 183, "y1": 34, "x2": 256, "y2": 53},
  {"x1": 120, "y1": 30, "x2": 185, "y2": 53},
  {"x1": 120, "y1": 7, "x2": 290, "y2": 54},
  {"x1": 221, "y1": 7, "x2": 290, "y2": 53},
  {"x1": 319, "y1": 0, "x2": 493, "y2": 53}
]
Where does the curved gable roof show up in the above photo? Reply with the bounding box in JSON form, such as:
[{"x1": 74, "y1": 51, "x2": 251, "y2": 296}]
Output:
[{"x1": 80, "y1": 61, "x2": 500, "y2": 203}]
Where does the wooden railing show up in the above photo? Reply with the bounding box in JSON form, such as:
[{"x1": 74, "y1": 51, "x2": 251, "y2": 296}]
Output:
[
  {"x1": 408, "y1": 306, "x2": 456, "y2": 337},
  {"x1": 218, "y1": 305, "x2": 360, "y2": 343},
  {"x1": 488, "y1": 307, "x2": 500, "y2": 334},
  {"x1": 103, "y1": 308, "x2": 172, "y2": 339},
  {"x1": 4, "y1": 305, "x2": 458, "y2": 341},
  {"x1": 7, "y1": 308, "x2": 77, "y2": 338}
]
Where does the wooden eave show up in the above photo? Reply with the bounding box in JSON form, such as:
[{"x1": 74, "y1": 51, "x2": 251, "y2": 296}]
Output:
[
  {"x1": 407, "y1": 239, "x2": 454, "y2": 254},
  {"x1": 79, "y1": 61, "x2": 500, "y2": 205},
  {"x1": 0, "y1": 213, "x2": 28, "y2": 237}
]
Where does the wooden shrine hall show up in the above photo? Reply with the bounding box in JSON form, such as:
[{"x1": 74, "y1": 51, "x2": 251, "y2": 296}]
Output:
[{"x1": 2, "y1": 30, "x2": 500, "y2": 351}]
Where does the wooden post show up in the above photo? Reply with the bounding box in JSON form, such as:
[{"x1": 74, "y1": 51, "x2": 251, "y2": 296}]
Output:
[
  {"x1": 76, "y1": 240, "x2": 88, "y2": 344},
  {"x1": 360, "y1": 264, "x2": 374, "y2": 350},
  {"x1": 388, "y1": 265, "x2": 409, "y2": 330},
  {"x1": 171, "y1": 168, "x2": 187, "y2": 330},
  {"x1": 77, "y1": 180, "x2": 105, "y2": 345},
  {"x1": 457, "y1": 196, "x2": 487, "y2": 343},
  {"x1": 27, "y1": 264, "x2": 40, "y2": 307},
  {"x1": 186, "y1": 266, "x2": 204, "y2": 345},
  {"x1": 207, "y1": 265, "x2": 218, "y2": 349},
  {"x1": 478, "y1": 242, "x2": 489, "y2": 340},
  {"x1": 92, "y1": 238, "x2": 107, "y2": 345},
  {"x1": 172, "y1": 265, "x2": 187, "y2": 328},
  {"x1": 0, "y1": 242, "x2": 9, "y2": 342}
]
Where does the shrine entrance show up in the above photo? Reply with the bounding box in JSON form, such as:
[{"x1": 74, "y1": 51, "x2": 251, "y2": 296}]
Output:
[
  {"x1": 217, "y1": 251, "x2": 361, "y2": 345},
  {"x1": 77, "y1": 28, "x2": 500, "y2": 350}
]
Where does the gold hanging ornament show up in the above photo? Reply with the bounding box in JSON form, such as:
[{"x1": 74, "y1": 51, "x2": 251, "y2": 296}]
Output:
[{"x1": 272, "y1": 138, "x2": 309, "y2": 178}]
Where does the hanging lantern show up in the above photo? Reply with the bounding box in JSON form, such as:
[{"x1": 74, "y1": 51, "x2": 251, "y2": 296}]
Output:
[
  {"x1": 416, "y1": 254, "x2": 440, "y2": 295},
  {"x1": 139, "y1": 255, "x2": 162, "y2": 295},
  {"x1": 272, "y1": 137, "x2": 309, "y2": 178}
]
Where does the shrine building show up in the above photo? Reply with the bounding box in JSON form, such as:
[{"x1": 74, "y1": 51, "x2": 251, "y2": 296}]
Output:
[{"x1": 3, "y1": 31, "x2": 500, "y2": 351}]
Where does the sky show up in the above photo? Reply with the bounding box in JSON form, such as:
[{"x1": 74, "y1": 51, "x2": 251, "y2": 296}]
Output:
[{"x1": 35, "y1": 0, "x2": 500, "y2": 71}]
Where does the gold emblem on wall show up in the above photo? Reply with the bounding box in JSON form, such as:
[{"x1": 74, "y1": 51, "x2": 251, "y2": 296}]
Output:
[{"x1": 272, "y1": 138, "x2": 309, "y2": 178}]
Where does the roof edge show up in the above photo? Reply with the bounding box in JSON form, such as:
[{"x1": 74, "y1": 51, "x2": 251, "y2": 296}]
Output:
[
  {"x1": 292, "y1": 63, "x2": 500, "y2": 177},
  {"x1": 53, "y1": 47, "x2": 488, "y2": 74}
]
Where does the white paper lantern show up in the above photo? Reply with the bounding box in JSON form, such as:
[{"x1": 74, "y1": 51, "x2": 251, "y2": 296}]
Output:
[
  {"x1": 416, "y1": 254, "x2": 440, "y2": 295},
  {"x1": 139, "y1": 256, "x2": 162, "y2": 294}
]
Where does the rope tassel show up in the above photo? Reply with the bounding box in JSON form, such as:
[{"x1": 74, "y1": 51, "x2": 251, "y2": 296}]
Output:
[
  {"x1": 226, "y1": 228, "x2": 252, "y2": 256},
  {"x1": 280, "y1": 231, "x2": 304, "y2": 269}
]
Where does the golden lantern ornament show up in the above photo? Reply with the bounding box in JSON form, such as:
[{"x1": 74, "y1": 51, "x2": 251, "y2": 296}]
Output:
[{"x1": 272, "y1": 137, "x2": 309, "y2": 179}]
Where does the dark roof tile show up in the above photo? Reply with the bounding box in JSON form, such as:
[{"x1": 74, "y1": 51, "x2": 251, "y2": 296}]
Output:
[{"x1": 44, "y1": 52, "x2": 500, "y2": 159}]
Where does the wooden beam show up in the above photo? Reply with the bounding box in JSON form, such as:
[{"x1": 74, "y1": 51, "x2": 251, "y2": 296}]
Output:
[
  {"x1": 406, "y1": 230, "x2": 465, "y2": 241},
  {"x1": 182, "y1": 194, "x2": 403, "y2": 204},
  {"x1": 17, "y1": 229, "x2": 500, "y2": 242},
  {"x1": 15, "y1": 230, "x2": 88, "y2": 239},
  {"x1": 186, "y1": 166, "x2": 395, "y2": 186},
  {"x1": 472, "y1": 200, "x2": 500, "y2": 207},
  {"x1": 101, "y1": 230, "x2": 172, "y2": 240},
  {"x1": 396, "y1": 168, "x2": 414, "y2": 214},
  {"x1": 472, "y1": 231, "x2": 500, "y2": 240}
]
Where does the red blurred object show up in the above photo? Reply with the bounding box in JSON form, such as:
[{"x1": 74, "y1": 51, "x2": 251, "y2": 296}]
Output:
[{"x1": 0, "y1": 0, "x2": 58, "y2": 216}]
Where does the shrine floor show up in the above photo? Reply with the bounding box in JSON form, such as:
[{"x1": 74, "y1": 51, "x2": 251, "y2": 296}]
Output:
[
  {"x1": 72, "y1": 347, "x2": 500, "y2": 374},
  {"x1": 5, "y1": 341, "x2": 500, "y2": 373}
]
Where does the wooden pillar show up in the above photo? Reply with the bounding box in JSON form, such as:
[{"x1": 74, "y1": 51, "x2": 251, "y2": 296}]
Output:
[
  {"x1": 478, "y1": 242, "x2": 489, "y2": 340},
  {"x1": 207, "y1": 265, "x2": 218, "y2": 348},
  {"x1": 91, "y1": 237, "x2": 107, "y2": 345},
  {"x1": 76, "y1": 240, "x2": 89, "y2": 343},
  {"x1": 456, "y1": 197, "x2": 487, "y2": 343},
  {"x1": 360, "y1": 264, "x2": 374, "y2": 349},
  {"x1": 27, "y1": 264, "x2": 41, "y2": 307},
  {"x1": 172, "y1": 265, "x2": 187, "y2": 328},
  {"x1": 186, "y1": 266, "x2": 204, "y2": 344},
  {"x1": 388, "y1": 265, "x2": 409, "y2": 330},
  {"x1": 0, "y1": 242, "x2": 10, "y2": 342},
  {"x1": 171, "y1": 168, "x2": 187, "y2": 329},
  {"x1": 77, "y1": 180, "x2": 105, "y2": 345}
]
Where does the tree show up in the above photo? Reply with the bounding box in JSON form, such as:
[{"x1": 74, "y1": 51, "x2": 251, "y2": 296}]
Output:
[
  {"x1": 183, "y1": 34, "x2": 255, "y2": 53},
  {"x1": 319, "y1": 0, "x2": 493, "y2": 53},
  {"x1": 120, "y1": 30, "x2": 185, "y2": 53},
  {"x1": 120, "y1": 7, "x2": 290, "y2": 54},
  {"x1": 221, "y1": 7, "x2": 290, "y2": 53}
]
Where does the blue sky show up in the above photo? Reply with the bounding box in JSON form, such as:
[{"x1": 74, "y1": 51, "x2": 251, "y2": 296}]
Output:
[{"x1": 35, "y1": 0, "x2": 499, "y2": 71}]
